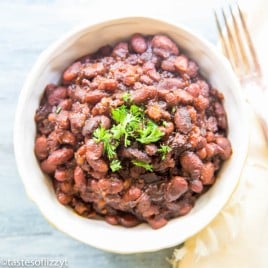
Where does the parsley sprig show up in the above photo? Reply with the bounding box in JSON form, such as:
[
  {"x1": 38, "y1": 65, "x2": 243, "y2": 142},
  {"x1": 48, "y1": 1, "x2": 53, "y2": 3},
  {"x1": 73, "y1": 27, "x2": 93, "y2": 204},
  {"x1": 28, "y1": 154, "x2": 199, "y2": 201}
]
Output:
[
  {"x1": 131, "y1": 160, "x2": 153, "y2": 171},
  {"x1": 122, "y1": 92, "x2": 131, "y2": 102},
  {"x1": 110, "y1": 159, "x2": 122, "y2": 172},
  {"x1": 93, "y1": 104, "x2": 164, "y2": 172},
  {"x1": 137, "y1": 121, "x2": 164, "y2": 144},
  {"x1": 93, "y1": 126, "x2": 118, "y2": 159},
  {"x1": 157, "y1": 144, "x2": 172, "y2": 160}
]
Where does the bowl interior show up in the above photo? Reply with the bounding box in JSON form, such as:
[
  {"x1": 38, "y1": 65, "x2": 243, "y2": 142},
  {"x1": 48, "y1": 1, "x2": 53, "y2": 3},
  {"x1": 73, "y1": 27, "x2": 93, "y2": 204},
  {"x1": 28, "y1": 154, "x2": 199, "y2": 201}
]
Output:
[{"x1": 14, "y1": 17, "x2": 249, "y2": 254}]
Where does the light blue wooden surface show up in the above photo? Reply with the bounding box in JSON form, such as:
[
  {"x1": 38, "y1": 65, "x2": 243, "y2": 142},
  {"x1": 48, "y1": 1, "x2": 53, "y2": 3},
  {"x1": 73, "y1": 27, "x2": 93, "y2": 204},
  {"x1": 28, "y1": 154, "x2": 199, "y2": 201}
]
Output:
[{"x1": 0, "y1": 0, "x2": 218, "y2": 267}]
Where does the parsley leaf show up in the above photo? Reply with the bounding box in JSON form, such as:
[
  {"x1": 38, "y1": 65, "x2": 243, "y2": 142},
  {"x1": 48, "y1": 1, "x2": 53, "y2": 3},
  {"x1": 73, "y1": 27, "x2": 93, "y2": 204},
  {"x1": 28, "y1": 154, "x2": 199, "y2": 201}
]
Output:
[
  {"x1": 137, "y1": 120, "x2": 164, "y2": 144},
  {"x1": 122, "y1": 92, "x2": 131, "y2": 102},
  {"x1": 157, "y1": 144, "x2": 172, "y2": 160},
  {"x1": 131, "y1": 160, "x2": 153, "y2": 171},
  {"x1": 55, "y1": 106, "x2": 62, "y2": 114},
  {"x1": 130, "y1": 104, "x2": 144, "y2": 118},
  {"x1": 111, "y1": 104, "x2": 142, "y2": 146},
  {"x1": 110, "y1": 124, "x2": 124, "y2": 140},
  {"x1": 93, "y1": 103, "x2": 165, "y2": 172},
  {"x1": 93, "y1": 126, "x2": 117, "y2": 159},
  {"x1": 162, "y1": 121, "x2": 168, "y2": 127},
  {"x1": 93, "y1": 126, "x2": 108, "y2": 142},
  {"x1": 110, "y1": 159, "x2": 122, "y2": 172},
  {"x1": 111, "y1": 105, "x2": 128, "y2": 123},
  {"x1": 105, "y1": 142, "x2": 118, "y2": 159}
]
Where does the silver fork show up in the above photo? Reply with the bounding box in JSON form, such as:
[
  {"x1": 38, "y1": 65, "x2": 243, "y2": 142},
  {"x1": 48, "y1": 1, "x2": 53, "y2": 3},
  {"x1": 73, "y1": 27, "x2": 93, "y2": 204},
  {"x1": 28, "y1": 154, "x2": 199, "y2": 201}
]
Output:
[{"x1": 214, "y1": 3, "x2": 268, "y2": 143}]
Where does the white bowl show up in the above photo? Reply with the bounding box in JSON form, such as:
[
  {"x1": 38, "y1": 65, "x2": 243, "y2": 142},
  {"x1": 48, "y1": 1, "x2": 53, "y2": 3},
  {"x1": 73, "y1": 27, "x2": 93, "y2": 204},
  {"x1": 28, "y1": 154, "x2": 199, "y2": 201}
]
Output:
[{"x1": 14, "y1": 17, "x2": 249, "y2": 254}]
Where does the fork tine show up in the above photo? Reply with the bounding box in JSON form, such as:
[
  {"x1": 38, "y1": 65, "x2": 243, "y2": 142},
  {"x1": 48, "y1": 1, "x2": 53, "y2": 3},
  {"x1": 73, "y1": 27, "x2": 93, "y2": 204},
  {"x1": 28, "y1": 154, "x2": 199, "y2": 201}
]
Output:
[
  {"x1": 221, "y1": 7, "x2": 240, "y2": 73},
  {"x1": 215, "y1": 3, "x2": 262, "y2": 79},
  {"x1": 214, "y1": 10, "x2": 231, "y2": 62},
  {"x1": 229, "y1": 4, "x2": 250, "y2": 73},
  {"x1": 214, "y1": 9, "x2": 237, "y2": 72},
  {"x1": 237, "y1": 4, "x2": 262, "y2": 76}
]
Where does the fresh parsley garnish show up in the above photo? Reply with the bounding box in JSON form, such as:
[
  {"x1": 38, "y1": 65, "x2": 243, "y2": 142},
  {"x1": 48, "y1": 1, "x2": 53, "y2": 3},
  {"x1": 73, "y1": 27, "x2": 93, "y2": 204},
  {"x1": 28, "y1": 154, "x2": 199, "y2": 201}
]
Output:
[
  {"x1": 111, "y1": 105, "x2": 128, "y2": 124},
  {"x1": 110, "y1": 159, "x2": 122, "y2": 172},
  {"x1": 93, "y1": 126, "x2": 117, "y2": 159},
  {"x1": 93, "y1": 103, "x2": 165, "y2": 173},
  {"x1": 55, "y1": 106, "x2": 62, "y2": 114},
  {"x1": 93, "y1": 126, "x2": 108, "y2": 142},
  {"x1": 157, "y1": 144, "x2": 172, "y2": 160},
  {"x1": 111, "y1": 104, "x2": 141, "y2": 146},
  {"x1": 130, "y1": 104, "x2": 144, "y2": 118},
  {"x1": 131, "y1": 160, "x2": 153, "y2": 171},
  {"x1": 137, "y1": 120, "x2": 164, "y2": 144},
  {"x1": 162, "y1": 121, "x2": 168, "y2": 127},
  {"x1": 122, "y1": 92, "x2": 131, "y2": 102}
]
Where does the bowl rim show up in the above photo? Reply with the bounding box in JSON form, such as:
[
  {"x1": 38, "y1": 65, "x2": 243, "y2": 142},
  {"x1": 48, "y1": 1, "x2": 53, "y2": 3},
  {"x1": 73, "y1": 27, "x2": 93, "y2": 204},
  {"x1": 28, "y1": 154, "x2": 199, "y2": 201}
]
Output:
[{"x1": 14, "y1": 16, "x2": 249, "y2": 254}]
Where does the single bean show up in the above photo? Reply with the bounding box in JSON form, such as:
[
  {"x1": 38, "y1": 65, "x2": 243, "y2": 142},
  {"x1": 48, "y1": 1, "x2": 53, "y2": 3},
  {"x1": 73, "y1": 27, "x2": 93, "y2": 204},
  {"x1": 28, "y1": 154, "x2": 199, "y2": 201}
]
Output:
[
  {"x1": 112, "y1": 42, "x2": 129, "y2": 59},
  {"x1": 41, "y1": 148, "x2": 74, "y2": 174},
  {"x1": 98, "y1": 78, "x2": 118, "y2": 91},
  {"x1": 35, "y1": 136, "x2": 48, "y2": 160},
  {"x1": 216, "y1": 137, "x2": 232, "y2": 160},
  {"x1": 63, "y1": 61, "x2": 81, "y2": 82},
  {"x1": 82, "y1": 115, "x2": 111, "y2": 136},
  {"x1": 118, "y1": 214, "x2": 140, "y2": 227},
  {"x1": 85, "y1": 139, "x2": 104, "y2": 160},
  {"x1": 105, "y1": 215, "x2": 119, "y2": 225},
  {"x1": 174, "y1": 55, "x2": 188, "y2": 72},
  {"x1": 57, "y1": 192, "x2": 72, "y2": 205},
  {"x1": 165, "y1": 176, "x2": 188, "y2": 202},
  {"x1": 131, "y1": 33, "x2": 147, "y2": 54},
  {"x1": 194, "y1": 95, "x2": 209, "y2": 111},
  {"x1": 83, "y1": 62, "x2": 105, "y2": 78},
  {"x1": 151, "y1": 35, "x2": 179, "y2": 56},
  {"x1": 178, "y1": 202, "x2": 193, "y2": 216},
  {"x1": 180, "y1": 152, "x2": 203, "y2": 179},
  {"x1": 145, "y1": 144, "x2": 158, "y2": 156},
  {"x1": 186, "y1": 60, "x2": 199, "y2": 77},
  {"x1": 174, "y1": 107, "x2": 192, "y2": 134},
  {"x1": 98, "y1": 178, "x2": 124, "y2": 194},
  {"x1": 84, "y1": 90, "x2": 109, "y2": 104},
  {"x1": 123, "y1": 187, "x2": 142, "y2": 202},
  {"x1": 54, "y1": 169, "x2": 72, "y2": 182},
  {"x1": 59, "y1": 181, "x2": 73, "y2": 194},
  {"x1": 87, "y1": 158, "x2": 108, "y2": 173},
  {"x1": 131, "y1": 87, "x2": 157, "y2": 104},
  {"x1": 200, "y1": 162, "x2": 215, "y2": 185},
  {"x1": 74, "y1": 166, "x2": 87, "y2": 189},
  {"x1": 47, "y1": 86, "x2": 67, "y2": 106},
  {"x1": 58, "y1": 130, "x2": 76, "y2": 145},
  {"x1": 186, "y1": 83, "x2": 201, "y2": 97},
  {"x1": 74, "y1": 202, "x2": 88, "y2": 215},
  {"x1": 190, "y1": 179, "x2": 203, "y2": 193},
  {"x1": 55, "y1": 110, "x2": 69, "y2": 129},
  {"x1": 147, "y1": 216, "x2": 168, "y2": 229}
]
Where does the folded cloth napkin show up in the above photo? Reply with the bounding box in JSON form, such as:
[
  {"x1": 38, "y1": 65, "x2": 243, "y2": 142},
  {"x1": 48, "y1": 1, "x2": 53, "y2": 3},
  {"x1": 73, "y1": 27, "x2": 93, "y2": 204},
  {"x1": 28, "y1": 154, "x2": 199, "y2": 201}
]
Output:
[{"x1": 170, "y1": 106, "x2": 268, "y2": 267}]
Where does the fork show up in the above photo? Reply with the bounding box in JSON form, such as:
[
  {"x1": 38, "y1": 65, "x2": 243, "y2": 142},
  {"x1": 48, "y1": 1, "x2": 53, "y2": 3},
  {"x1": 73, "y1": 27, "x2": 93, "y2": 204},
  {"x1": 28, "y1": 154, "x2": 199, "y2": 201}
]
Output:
[{"x1": 214, "y1": 3, "x2": 268, "y2": 143}]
